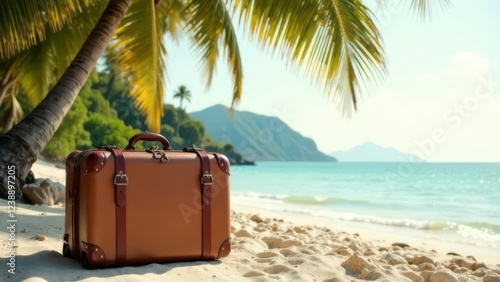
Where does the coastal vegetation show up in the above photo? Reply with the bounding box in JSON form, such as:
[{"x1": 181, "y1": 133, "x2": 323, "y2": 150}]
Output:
[{"x1": 3, "y1": 66, "x2": 248, "y2": 164}]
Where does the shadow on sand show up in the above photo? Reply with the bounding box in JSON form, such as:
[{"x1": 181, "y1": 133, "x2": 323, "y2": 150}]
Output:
[{"x1": 6, "y1": 250, "x2": 221, "y2": 281}]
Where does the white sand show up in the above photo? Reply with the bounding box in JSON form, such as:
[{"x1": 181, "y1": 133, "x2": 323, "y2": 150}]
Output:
[{"x1": 1, "y1": 160, "x2": 499, "y2": 281}]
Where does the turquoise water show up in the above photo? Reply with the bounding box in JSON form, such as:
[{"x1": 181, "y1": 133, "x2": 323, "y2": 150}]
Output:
[{"x1": 230, "y1": 162, "x2": 500, "y2": 251}]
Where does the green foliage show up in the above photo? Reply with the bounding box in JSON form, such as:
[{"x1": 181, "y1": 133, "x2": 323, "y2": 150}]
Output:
[
  {"x1": 202, "y1": 137, "x2": 246, "y2": 164},
  {"x1": 179, "y1": 119, "x2": 205, "y2": 147},
  {"x1": 96, "y1": 70, "x2": 148, "y2": 131},
  {"x1": 80, "y1": 84, "x2": 117, "y2": 119},
  {"x1": 160, "y1": 124, "x2": 176, "y2": 139},
  {"x1": 16, "y1": 64, "x2": 248, "y2": 163},
  {"x1": 84, "y1": 113, "x2": 140, "y2": 149},
  {"x1": 160, "y1": 124, "x2": 182, "y2": 148},
  {"x1": 161, "y1": 104, "x2": 179, "y2": 128},
  {"x1": 170, "y1": 136, "x2": 185, "y2": 149},
  {"x1": 223, "y1": 143, "x2": 235, "y2": 154},
  {"x1": 42, "y1": 96, "x2": 92, "y2": 161}
]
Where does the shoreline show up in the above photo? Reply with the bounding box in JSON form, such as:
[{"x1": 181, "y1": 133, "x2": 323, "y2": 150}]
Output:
[
  {"x1": 0, "y1": 160, "x2": 499, "y2": 281},
  {"x1": 232, "y1": 204, "x2": 500, "y2": 266}
]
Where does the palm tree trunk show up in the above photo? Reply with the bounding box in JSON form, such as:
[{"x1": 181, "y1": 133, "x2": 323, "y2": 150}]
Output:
[{"x1": 0, "y1": 0, "x2": 133, "y2": 200}]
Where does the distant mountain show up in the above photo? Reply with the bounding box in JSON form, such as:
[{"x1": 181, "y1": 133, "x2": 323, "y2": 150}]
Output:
[
  {"x1": 190, "y1": 105, "x2": 336, "y2": 162},
  {"x1": 330, "y1": 142, "x2": 425, "y2": 162}
]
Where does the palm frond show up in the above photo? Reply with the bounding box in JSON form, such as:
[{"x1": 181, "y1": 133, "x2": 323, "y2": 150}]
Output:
[
  {"x1": 186, "y1": 0, "x2": 244, "y2": 107},
  {"x1": 157, "y1": 0, "x2": 186, "y2": 41},
  {"x1": 2, "y1": 84, "x2": 23, "y2": 128},
  {"x1": 50, "y1": 2, "x2": 106, "y2": 76},
  {"x1": 0, "y1": 60, "x2": 16, "y2": 98},
  {"x1": 0, "y1": 0, "x2": 98, "y2": 59},
  {"x1": 13, "y1": 42, "x2": 52, "y2": 105},
  {"x1": 110, "y1": 0, "x2": 167, "y2": 132},
  {"x1": 410, "y1": 0, "x2": 451, "y2": 20},
  {"x1": 7, "y1": 3, "x2": 105, "y2": 107},
  {"x1": 231, "y1": 0, "x2": 386, "y2": 114}
]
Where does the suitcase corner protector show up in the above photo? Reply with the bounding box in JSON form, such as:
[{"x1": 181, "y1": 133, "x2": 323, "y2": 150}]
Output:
[
  {"x1": 81, "y1": 241, "x2": 107, "y2": 268},
  {"x1": 83, "y1": 151, "x2": 108, "y2": 174},
  {"x1": 216, "y1": 237, "x2": 231, "y2": 259}
]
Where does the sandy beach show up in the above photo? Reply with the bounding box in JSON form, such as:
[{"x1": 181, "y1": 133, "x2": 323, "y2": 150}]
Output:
[{"x1": 1, "y1": 160, "x2": 499, "y2": 281}]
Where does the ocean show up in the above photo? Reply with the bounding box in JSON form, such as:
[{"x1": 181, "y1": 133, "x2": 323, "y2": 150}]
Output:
[{"x1": 230, "y1": 162, "x2": 500, "y2": 254}]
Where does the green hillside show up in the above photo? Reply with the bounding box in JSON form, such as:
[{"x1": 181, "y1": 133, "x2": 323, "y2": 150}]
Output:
[{"x1": 190, "y1": 105, "x2": 336, "y2": 162}]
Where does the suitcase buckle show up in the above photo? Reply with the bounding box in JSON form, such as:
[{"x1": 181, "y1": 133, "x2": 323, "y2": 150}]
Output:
[
  {"x1": 201, "y1": 174, "x2": 214, "y2": 185},
  {"x1": 114, "y1": 173, "x2": 129, "y2": 186}
]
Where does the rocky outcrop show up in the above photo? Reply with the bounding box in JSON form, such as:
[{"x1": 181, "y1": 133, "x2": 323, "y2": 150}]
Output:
[{"x1": 22, "y1": 178, "x2": 65, "y2": 206}]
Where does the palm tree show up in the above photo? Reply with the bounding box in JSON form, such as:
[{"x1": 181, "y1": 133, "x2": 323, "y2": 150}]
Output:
[
  {"x1": 0, "y1": 0, "x2": 134, "y2": 199},
  {"x1": 173, "y1": 85, "x2": 192, "y2": 136},
  {"x1": 0, "y1": 1, "x2": 107, "y2": 132},
  {"x1": 0, "y1": 0, "x2": 448, "y2": 199}
]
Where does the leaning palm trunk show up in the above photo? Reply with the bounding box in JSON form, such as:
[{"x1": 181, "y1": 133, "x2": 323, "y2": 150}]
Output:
[{"x1": 0, "y1": 0, "x2": 133, "y2": 200}]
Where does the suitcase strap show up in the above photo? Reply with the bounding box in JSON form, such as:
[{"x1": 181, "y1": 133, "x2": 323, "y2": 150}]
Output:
[
  {"x1": 187, "y1": 148, "x2": 214, "y2": 260},
  {"x1": 104, "y1": 146, "x2": 127, "y2": 266}
]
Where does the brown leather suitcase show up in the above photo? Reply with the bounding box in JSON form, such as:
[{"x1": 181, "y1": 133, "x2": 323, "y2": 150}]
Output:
[{"x1": 62, "y1": 132, "x2": 231, "y2": 268}]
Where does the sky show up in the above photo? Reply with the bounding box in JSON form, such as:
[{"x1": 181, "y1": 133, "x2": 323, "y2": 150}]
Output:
[{"x1": 163, "y1": 0, "x2": 500, "y2": 162}]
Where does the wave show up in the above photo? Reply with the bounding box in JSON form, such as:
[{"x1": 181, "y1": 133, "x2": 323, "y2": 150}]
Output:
[
  {"x1": 231, "y1": 192, "x2": 500, "y2": 246},
  {"x1": 283, "y1": 195, "x2": 335, "y2": 205},
  {"x1": 466, "y1": 221, "x2": 500, "y2": 233},
  {"x1": 232, "y1": 191, "x2": 375, "y2": 207},
  {"x1": 442, "y1": 222, "x2": 500, "y2": 242}
]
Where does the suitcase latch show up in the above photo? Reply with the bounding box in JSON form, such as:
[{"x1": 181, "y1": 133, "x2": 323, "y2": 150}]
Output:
[
  {"x1": 201, "y1": 174, "x2": 214, "y2": 185},
  {"x1": 146, "y1": 147, "x2": 169, "y2": 163}
]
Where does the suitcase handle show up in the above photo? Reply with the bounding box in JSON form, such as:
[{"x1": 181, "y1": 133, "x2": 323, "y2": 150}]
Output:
[{"x1": 125, "y1": 132, "x2": 172, "y2": 150}]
